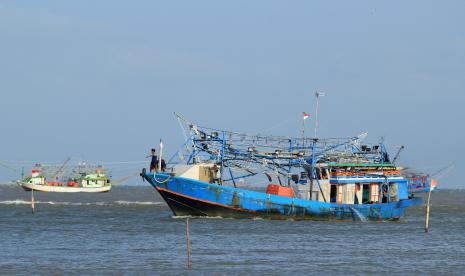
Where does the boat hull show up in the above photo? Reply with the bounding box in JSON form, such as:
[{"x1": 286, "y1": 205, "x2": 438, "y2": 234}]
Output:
[
  {"x1": 144, "y1": 173, "x2": 422, "y2": 221},
  {"x1": 18, "y1": 182, "x2": 111, "y2": 193},
  {"x1": 408, "y1": 180, "x2": 438, "y2": 193},
  {"x1": 408, "y1": 186, "x2": 437, "y2": 193}
]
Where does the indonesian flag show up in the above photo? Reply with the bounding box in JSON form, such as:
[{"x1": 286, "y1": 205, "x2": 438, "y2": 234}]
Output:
[{"x1": 303, "y1": 112, "x2": 310, "y2": 121}]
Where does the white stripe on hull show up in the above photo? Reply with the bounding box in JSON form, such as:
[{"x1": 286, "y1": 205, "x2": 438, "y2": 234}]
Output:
[{"x1": 18, "y1": 182, "x2": 111, "y2": 193}]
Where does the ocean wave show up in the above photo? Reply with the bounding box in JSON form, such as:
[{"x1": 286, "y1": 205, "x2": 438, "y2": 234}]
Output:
[
  {"x1": 0, "y1": 200, "x2": 81, "y2": 205},
  {"x1": 0, "y1": 200, "x2": 36, "y2": 205},
  {"x1": 113, "y1": 200, "x2": 164, "y2": 206},
  {"x1": 172, "y1": 215, "x2": 224, "y2": 219},
  {"x1": 0, "y1": 200, "x2": 164, "y2": 206}
]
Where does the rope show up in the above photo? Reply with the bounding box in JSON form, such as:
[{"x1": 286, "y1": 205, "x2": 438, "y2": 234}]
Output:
[
  {"x1": 153, "y1": 174, "x2": 173, "y2": 184},
  {"x1": 111, "y1": 173, "x2": 139, "y2": 185}
]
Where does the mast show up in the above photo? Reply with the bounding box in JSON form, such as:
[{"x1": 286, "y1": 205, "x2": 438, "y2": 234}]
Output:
[
  {"x1": 314, "y1": 91, "x2": 325, "y2": 138},
  {"x1": 220, "y1": 131, "x2": 226, "y2": 185},
  {"x1": 288, "y1": 139, "x2": 292, "y2": 186},
  {"x1": 52, "y1": 157, "x2": 71, "y2": 180},
  {"x1": 158, "y1": 139, "x2": 163, "y2": 172},
  {"x1": 311, "y1": 91, "x2": 324, "y2": 199},
  {"x1": 309, "y1": 138, "x2": 316, "y2": 200}
]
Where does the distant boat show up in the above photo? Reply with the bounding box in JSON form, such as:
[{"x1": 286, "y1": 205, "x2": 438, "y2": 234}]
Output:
[
  {"x1": 17, "y1": 163, "x2": 111, "y2": 193},
  {"x1": 401, "y1": 164, "x2": 453, "y2": 194},
  {"x1": 405, "y1": 172, "x2": 438, "y2": 194}
]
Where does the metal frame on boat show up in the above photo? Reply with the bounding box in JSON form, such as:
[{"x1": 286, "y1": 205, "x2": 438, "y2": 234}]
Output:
[{"x1": 142, "y1": 114, "x2": 423, "y2": 221}]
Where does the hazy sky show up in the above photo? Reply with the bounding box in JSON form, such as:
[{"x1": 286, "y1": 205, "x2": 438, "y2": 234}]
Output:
[{"x1": 1, "y1": 1, "x2": 464, "y2": 187}]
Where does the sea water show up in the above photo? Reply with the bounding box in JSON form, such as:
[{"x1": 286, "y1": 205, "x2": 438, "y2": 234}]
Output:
[{"x1": 1, "y1": 185, "x2": 464, "y2": 275}]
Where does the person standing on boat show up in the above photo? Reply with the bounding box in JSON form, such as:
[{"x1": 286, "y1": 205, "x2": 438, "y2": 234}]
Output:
[
  {"x1": 147, "y1": 149, "x2": 159, "y2": 172},
  {"x1": 211, "y1": 164, "x2": 220, "y2": 183},
  {"x1": 160, "y1": 159, "x2": 166, "y2": 172}
]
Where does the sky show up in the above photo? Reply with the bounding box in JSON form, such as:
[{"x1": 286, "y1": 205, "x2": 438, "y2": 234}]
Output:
[{"x1": 0, "y1": 1, "x2": 464, "y2": 187}]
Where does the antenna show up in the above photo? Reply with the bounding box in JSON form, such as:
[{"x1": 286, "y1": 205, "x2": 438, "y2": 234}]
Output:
[{"x1": 314, "y1": 91, "x2": 325, "y2": 138}]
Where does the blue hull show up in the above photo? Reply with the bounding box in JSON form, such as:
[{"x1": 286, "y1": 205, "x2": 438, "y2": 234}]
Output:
[
  {"x1": 409, "y1": 186, "x2": 437, "y2": 193},
  {"x1": 144, "y1": 173, "x2": 422, "y2": 221}
]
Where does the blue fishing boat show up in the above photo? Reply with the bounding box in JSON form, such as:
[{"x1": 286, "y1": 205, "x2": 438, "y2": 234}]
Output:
[
  {"x1": 406, "y1": 174, "x2": 438, "y2": 194},
  {"x1": 142, "y1": 114, "x2": 423, "y2": 221}
]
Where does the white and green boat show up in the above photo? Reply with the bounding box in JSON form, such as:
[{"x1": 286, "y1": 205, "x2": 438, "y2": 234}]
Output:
[{"x1": 17, "y1": 163, "x2": 111, "y2": 193}]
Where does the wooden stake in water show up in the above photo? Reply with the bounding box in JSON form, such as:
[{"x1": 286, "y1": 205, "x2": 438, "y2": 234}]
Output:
[
  {"x1": 186, "y1": 218, "x2": 192, "y2": 269},
  {"x1": 425, "y1": 184, "x2": 433, "y2": 233},
  {"x1": 31, "y1": 183, "x2": 35, "y2": 214}
]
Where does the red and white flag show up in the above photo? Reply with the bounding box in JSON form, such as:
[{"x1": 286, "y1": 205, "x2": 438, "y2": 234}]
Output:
[
  {"x1": 303, "y1": 112, "x2": 310, "y2": 121},
  {"x1": 31, "y1": 169, "x2": 40, "y2": 178}
]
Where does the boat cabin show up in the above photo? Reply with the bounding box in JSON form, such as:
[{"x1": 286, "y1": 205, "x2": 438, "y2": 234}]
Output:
[
  {"x1": 295, "y1": 163, "x2": 409, "y2": 204},
  {"x1": 171, "y1": 163, "x2": 221, "y2": 184}
]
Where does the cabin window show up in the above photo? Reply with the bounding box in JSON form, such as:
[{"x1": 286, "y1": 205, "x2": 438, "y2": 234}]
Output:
[
  {"x1": 330, "y1": 185, "x2": 337, "y2": 203},
  {"x1": 317, "y1": 168, "x2": 328, "y2": 180},
  {"x1": 354, "y1": 184, "x2": 361, "y2": 204},
  {"x1": 370, "y1": 183, "x2": 380, "y2": 203},
  {"x1": 381, "y1": 184, "x2": 389, "y2": 203},
  {"x1": 321, "y1": 169, "x2": 329, "y2": 180},
  {"x1": 300, "y1": 171, "x2": 307, "y2": 181},
  {"x1": 389, "y1": 183, "x2": 398, "y2": 201},
  {"x1": 336, "y1": 184, "x2": 344, "y2": 204},
  {"x1": 362, "y1": 184, "x2": 370, "y2": 204},
  {"x1": 344, "y1": 184, "x2": 356, "y2": 204}
]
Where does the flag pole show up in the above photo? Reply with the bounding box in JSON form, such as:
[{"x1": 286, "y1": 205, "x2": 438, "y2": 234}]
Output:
[
  {"x1": 302, "y1": 112, "x2": 310, "y2": 148},
  {"x1": 301, "y1": 113, "x2": 306, "y2": 148},
  {"x1": 314, "y1": 91, "x2": 325, "y2": 138}
]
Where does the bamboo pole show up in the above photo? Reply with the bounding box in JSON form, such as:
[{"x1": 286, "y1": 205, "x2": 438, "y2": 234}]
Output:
[
  {"x1": 425, "y1": 184, "x2": 433, "y2": 233},
  {"x1": 31, "y1": 183, "x2": 35, "y2": 214},
  {"x1": 186, "y1": 218, "x2": 192, "y2": 269}
]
